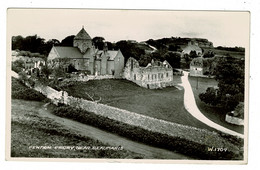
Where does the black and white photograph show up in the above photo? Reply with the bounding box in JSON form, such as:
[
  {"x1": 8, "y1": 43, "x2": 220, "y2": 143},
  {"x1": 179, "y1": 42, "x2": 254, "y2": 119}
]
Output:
[{"x1": 6, "y1": 8, "x2": 249, "y2": 163}]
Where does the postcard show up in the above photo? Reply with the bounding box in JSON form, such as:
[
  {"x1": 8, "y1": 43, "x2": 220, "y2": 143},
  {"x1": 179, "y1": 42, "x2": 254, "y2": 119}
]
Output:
[{"x1": 6, "y1": 8, "x2": 249, "y2": 164}]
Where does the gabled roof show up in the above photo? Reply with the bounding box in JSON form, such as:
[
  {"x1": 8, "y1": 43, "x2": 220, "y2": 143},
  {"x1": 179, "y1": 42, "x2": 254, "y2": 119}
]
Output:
[
  {"x1": 106, "y1": 51, "x2": 119, "y2": 60},
  {"x1": 53, "y1": 46, "x2": 83, "y2": 59},
  {"x1": 74, "y1": 27, "x2": 92, "y2": 40},
  {"x1": 98, "y1": 50, "x2": 119, "y2": 60}
]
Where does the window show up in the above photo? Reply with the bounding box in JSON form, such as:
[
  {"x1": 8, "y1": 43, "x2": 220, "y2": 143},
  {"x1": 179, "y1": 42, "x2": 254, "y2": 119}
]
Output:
[
  {"x1": 131, "y1": 59, "x2": 133, "y2": 70},
  {"x1": 134, "y1": 74, "x2": 136, "y2": 80},
  {"x1": 166, "y1": 73, "x2": 168, "y2": 77},
  {"x1": 148, "y1": 74, "x2": 150, "y2": 80}
]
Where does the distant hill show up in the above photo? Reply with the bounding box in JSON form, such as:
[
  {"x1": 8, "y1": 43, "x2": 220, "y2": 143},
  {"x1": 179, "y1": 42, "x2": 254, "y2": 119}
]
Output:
[{"x1": 145, "y1": 37, "x2": 214, "y2": 52}]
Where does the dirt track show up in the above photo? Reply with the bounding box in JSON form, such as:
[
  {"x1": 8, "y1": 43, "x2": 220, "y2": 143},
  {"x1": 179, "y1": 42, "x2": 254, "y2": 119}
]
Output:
[{"x1": 39, "y1": 103, "x2": 190, "y2": 159}]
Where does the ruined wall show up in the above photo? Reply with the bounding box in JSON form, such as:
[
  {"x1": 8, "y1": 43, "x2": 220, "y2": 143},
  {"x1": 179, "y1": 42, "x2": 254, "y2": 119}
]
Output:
[{"x1": 124, "y1": 57, "x2": 175, "y2": 89}]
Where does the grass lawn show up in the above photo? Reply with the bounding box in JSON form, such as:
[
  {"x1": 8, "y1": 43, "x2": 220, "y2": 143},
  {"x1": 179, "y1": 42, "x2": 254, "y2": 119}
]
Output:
[
  {"x1": 57, "y1": 79, "x2": 216, "y2": 131},
  {"x1": 188, "y1": 76, "x2": 244, "y2": 134},
  {"x1": 11, "y1": 99, "x2": 143, "y2": 158}
]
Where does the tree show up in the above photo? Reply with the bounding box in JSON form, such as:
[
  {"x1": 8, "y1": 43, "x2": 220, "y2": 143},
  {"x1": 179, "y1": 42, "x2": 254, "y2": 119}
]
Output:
[
  {"x1": 92, "y1": 37, "x2": 105, "y2": 50},
  {"x1": 189, "y1": 50, "x2": 199, "y2": 59},
  {"x1": 199, "y1": 57, "x2": 245, "y2": 112},
  {"x1": 138, "y1": 54, "x2": 152, "y2": 67},
  {"x1": 12, "y1": 59, "x2": 24, "y2": 73},
  {"x1": 199, "y1": 87, "x2": 219, "y2": 106},
  {"x1": 203, "y1": 50, "x2": 215, "y2": 58},
  {"x1": 60, "y1": 35, "x2": 75, "y2": 46},
  {"x1": 115, "y1": 40, "x2": 145, "y2": 64},
  {"x1": 163, "y1": 52, "x2": 181, "y2": 68}
]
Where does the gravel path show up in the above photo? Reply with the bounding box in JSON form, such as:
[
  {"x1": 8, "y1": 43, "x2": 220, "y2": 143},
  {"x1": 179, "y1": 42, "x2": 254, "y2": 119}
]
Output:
[{"x1": 180, "y1": 71, "x2": 244, "y2": 138}]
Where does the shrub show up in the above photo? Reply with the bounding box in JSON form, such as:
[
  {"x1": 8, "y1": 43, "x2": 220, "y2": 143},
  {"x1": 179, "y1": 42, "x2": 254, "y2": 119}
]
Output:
[
  {"x1": 11, "y1": 78, "x2": 46, "y2": 101},
  {"x1": 12, "y1": 59, "x2": 24, "y2": 73}
]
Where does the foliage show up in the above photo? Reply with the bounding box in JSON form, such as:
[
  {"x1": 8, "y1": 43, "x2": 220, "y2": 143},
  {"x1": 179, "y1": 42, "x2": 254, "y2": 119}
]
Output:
[
  {"x1": 189, "y1": 50, "x2": 199, "y2": 59},
  {"x1": 60, "y1": 35, "x2": 75, "y2": 46},
  {"x1": 203, "y1": 50, "x2": 215, "y2": 58},
  {"x1": 216, "y1": 46, "x2": 245, "y2": 52},
  {"x1": 138, "y1": 54, "x2": 152, "y2": 67},
  {"x1": 199, "y1": 87, "x2": 220, "y2": 106},
  {"x1": 12, "y1": 35, "x2": 59, "y2": 56},
  {"x1": 163, "y1": 52, "x2": 181, "y2": 68},
  {"x1": 233, "y1": 102, "x2": 244, "y2": 119},
  {"x1": 17, "y1": 50, "x2": 45, "y2": 58},
  {"x1": 12, "y1": 59, "x2": 24, "y2": 73},
  {"x1": 168, "y1": 44, "x2": 181, "y2": 51},
  {"x1": 115, "y1": 40, "x2": 145, "y2": 64},
  {"x1": 92, "y1": 37, "x2": 105, "y2": 50},
  {"x1": 199, "y1": 57, "x2": 245, "y2": 111},
  {"x1": 11, "y1": 77, "x2": 46, "y2": 101}
]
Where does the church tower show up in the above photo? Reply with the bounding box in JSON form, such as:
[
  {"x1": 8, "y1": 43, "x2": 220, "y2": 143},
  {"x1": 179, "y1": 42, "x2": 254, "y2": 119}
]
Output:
[{"x1": 73, "y1": 26, "x2": 92, "y2": 54}]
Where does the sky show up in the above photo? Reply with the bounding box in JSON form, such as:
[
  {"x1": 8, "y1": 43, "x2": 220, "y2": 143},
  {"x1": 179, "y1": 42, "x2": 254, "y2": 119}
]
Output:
[{"x1": 7, "y1": 9, "x2": 250, "y2": 47}]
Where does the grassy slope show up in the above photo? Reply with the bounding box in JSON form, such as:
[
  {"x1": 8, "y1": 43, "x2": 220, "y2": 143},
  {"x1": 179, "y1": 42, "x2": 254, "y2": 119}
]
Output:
[
  {"x1": 58, "y1": 79, "x2": 215, "y2": 131},
  {"x1": 11, "y1": 99, "x2": 143, "y2": 158},
  {"x1": 188, "y1": 76, "x2": 244, "y2": 134},
  {"x1": 11, "y1": 78, "x2": 143, "y2": 158}
]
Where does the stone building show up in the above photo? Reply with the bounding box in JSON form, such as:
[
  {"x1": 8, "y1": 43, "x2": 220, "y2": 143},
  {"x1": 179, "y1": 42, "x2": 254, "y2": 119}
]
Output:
[
  {"x1": 47, "y1": 27, "x2": 125, "y2": 78},
  {"x1": 124, "y1": 57, "x2": 174, "y2": 89},
  {"x1": 182, "y1": 40, "x2": 203, "y2": 56},
  {"x1": 189, "y1": 57, "x2": 216, "y2": 77}
]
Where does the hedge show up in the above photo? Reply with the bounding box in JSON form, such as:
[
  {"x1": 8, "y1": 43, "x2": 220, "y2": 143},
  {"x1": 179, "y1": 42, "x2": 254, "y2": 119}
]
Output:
[
  {"x1": 11, "y1": 77, "x2": 46, "y2": 101},
  {"x1": 52, "y1": 105, "x2": 243, "y2": 160}
]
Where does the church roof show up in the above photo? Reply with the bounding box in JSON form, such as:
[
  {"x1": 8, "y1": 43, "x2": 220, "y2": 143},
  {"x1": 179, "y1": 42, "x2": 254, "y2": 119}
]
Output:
[
  {"x1": 53, "y1": 46, "x2": 83, "y2": 59},
  {"x1": 74, "y1": 27, "x2": 92, "y2": 40},
  {"x1": 97, "y1": 50, "x2": 120, "y2": 60}
]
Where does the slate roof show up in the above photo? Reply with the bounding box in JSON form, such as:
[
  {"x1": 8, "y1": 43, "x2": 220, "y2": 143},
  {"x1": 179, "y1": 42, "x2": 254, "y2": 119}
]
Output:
[
  {"x1": 54, "y1": 46, "x2": 83, "y2": 59},
  {"x1": 97, "y1": 50, "x2": 119, "y2": 60},
  {"x1": 106, "y1": 51, "x2": 119, "y2": 60},
  {"x1": 74, "y1": 27, "x2": 92, "y2": 40}
]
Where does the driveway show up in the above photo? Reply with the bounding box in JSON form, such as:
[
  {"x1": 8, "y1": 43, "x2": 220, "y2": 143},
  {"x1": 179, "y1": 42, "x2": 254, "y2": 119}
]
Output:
[{"x1": 180, "y1": 71, "x2": 244, "y2": 138}]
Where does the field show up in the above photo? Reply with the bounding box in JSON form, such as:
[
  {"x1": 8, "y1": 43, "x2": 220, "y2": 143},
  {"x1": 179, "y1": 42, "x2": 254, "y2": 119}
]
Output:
[
  {"x1": 57, "y1": 79, "x2": 216, "y2": 131},
  {"x1": 203, "y1": 47, "x2": 245, "y2": 59},
  {"x1": 188, "y1": 76, "x2": 244, "y2": 134}
]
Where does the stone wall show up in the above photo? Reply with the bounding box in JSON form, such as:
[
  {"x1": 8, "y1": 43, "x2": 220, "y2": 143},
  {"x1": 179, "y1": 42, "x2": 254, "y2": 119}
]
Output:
[
  {"x1": 30, "y1": 82, "x2": 237, "y2": 150},
  {"x1": 225, "y1": 114, "x2": 244, "y2": 126}
]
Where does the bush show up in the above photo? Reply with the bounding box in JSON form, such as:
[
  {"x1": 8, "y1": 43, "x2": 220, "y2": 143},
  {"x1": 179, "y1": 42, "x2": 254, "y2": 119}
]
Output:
[
  {"x1": 52, "y1": 105, "x2": 243, "y2": 160},
  {"x1": 199, "y1": 87, "x2": 219, "y2": 106},
  {"x1": 12, "y1": 59, "x2": 24, "y2": 73},
  {"x1": 12, "y1": 78, "x2": 46, "y2": 101}
]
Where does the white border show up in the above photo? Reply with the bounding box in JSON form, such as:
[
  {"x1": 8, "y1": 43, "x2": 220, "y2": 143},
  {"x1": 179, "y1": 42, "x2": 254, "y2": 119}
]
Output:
[{"x1": 1, "y1": 0, "x2": 260, "y2": 170}]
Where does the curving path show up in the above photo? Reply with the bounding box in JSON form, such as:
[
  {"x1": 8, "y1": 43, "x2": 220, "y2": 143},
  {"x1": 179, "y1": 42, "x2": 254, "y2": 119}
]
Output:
[
  {"x1": 180, "y1": 71, "x2": 244, "y2": 138},
  {"x1": 39, "y1": 103, "x2": 190, "y2": 159}
]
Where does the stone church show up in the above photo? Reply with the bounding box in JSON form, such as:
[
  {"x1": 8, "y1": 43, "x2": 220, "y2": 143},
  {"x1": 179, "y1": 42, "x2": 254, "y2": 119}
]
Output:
[{"x1": 47, "y1": 27, "x2": 125, "y2": 78}]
